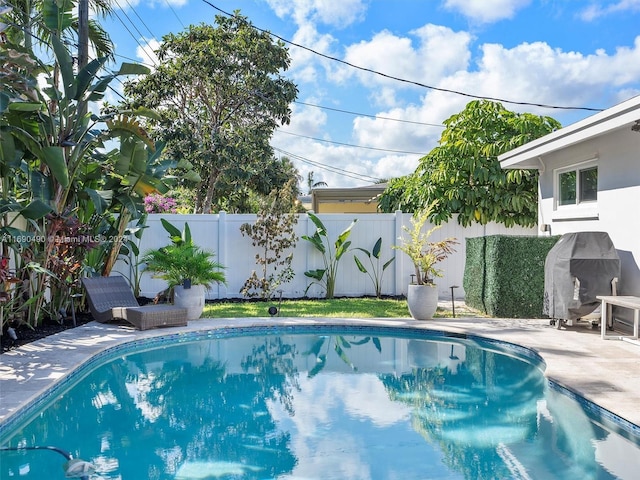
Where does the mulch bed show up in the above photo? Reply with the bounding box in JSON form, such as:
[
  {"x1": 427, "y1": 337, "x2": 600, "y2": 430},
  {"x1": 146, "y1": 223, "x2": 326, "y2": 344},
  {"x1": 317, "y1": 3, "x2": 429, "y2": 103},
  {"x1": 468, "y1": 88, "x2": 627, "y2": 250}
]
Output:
[{"x1": 0, "y1": 296, "x2": 155, "y2": 354}]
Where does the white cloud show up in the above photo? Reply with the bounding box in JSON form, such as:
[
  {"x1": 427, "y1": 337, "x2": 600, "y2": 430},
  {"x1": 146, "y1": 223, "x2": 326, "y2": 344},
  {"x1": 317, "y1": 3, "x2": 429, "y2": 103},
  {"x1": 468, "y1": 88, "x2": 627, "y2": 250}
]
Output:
[
  {"x1": 313, "y1": 0, "x2": 367, "y2": 28},
  {"x1": 335, "y1": 25, "x2": 472, "y2": 90},
  {"x1": 264, "y1": 1, "x2": 640, "y2": 188},
  {"x1": 283, "y1": 101, "x2": 329, "y2": 137},
  {"x1": 353, "y1": 106, "x2": 440, "y2": 154},
  {"x1": 443, "y1": 0, "x2": 532, "y2": 23},
  {"x1": 470, "y1": 38, "x2": 640, "y2": 112},
  {"x1": 372, "y1": 154, "x2": 422, "y2": 183},
  {"x1": 266, "y1": 374, "x2": 412, "y2": 479},
  {"x1": 265, "y1": 0, "x2": 369, "y2": 85},
  {"x1": 146, "y1": 0, "x2": 188, "y2": 8},
  {"x1": 136, "y1": 38, "x2": 160, "y2": 69},
  {"x1": 288, "y1": 23, "x2": 338, "y2": 84},
  {"x1": 273, "y1": 122, "x2": 394, "y2": 189},
  {"x1": 265, "y1": 0, "x2": 367, "y2": 28},
  {"x1": 348, "y1": 33, "x2": 640, "y2": 142},
  {"x1": 579, "y1": 0, "x2": 640, "y2": 21}
]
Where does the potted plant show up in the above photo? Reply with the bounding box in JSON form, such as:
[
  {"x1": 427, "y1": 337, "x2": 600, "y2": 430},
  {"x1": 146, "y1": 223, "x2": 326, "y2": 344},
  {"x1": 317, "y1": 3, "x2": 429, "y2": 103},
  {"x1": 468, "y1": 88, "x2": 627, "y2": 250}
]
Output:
[
  {"x1": 395, "y1": 204, "x2": 458, "y2": 320},
  {"x1": 140, "y1": 219, "x2": 226, "y2": 320}
]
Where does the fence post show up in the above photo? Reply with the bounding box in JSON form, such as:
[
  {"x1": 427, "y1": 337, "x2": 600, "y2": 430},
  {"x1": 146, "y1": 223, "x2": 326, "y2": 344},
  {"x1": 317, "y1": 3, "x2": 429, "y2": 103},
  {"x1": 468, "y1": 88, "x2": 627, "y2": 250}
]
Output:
[
  {"x1": 303, "y1": 212, "x2": 314, "y2": 297},
  {"x1": 217, "y1": 211, "x2": 227, "y2": 300},
  {"x1": 394, "y1": 210, "x2": 405, "y2": 297}
]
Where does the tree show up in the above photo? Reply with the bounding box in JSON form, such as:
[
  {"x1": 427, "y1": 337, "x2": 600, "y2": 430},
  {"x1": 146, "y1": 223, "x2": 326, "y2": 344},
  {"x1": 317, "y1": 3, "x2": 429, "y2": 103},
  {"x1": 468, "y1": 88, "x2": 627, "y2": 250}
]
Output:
[
  {"x1": 212, "y1": 155, "x2": 302, "y2": 213},
  {"x1": 3, "y1": 0, "x2": 114, "y2": 60},
  {"x1": 306, "y1": 171, "x2": 327, "y2": 194},
  {"x1": 378, "y1": 100, "x2": 561, "y2": 227},
  {"x1": 124, "y1": 13, "x2": 299, "y2": 213},
  {"x1": 239, "y1": 179, "x2": 299, "y2": 300}
]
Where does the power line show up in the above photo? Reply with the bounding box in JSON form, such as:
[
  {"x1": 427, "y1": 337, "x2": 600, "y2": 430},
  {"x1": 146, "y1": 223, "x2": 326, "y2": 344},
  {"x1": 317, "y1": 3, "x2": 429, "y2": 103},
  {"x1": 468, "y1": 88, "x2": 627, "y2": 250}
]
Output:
[
  {"x1": 113, "y1": 51, "x2": 155, "y2": 68},
  {"x1": 122, "y1": 0, "x2": 156, "y2": 39},
  {"x1": 83, "y1": 52, "x2": 129, "y2": 102},
  {"x1": 294, "y1": 101, "x2": 445, "y2": 127},
  {"x1": 200, "y1": 0, "x2": 604, "y2": 113},
  {"x1": 164, "y1": 0, "x2": 186, "y2": 29},
  {"x1": 108, "y1": 2, "x2": 587, "y2": 128},
  {"x1": 274, "y1": 147, "x2": 384, "y2": 183},
  {"x1": 104, "y1": 57, "x2": 444, "y2": 129},
  {"x1": 278, "y1": 148, "x2": 379, "y2": 183},
  {"x1": 111, "y1": 0, "x2": 159, "y2": 67},
  {"x1": 94, "y1": 14, "x2": 445, "y2": 129},
  {"x1": 277, "y1": 130, "x2": 428, "y2": 155}
]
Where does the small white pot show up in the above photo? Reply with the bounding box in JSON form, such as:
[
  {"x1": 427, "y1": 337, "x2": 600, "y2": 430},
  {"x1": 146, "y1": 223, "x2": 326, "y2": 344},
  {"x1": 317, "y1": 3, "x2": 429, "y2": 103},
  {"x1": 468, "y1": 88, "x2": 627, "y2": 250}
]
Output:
[
  {"x1": 407, "y1": 283, "x2": 438, "y2": 320},
  {"x1": 173, "y1": 284, "x2": 205, "y2": 321}
]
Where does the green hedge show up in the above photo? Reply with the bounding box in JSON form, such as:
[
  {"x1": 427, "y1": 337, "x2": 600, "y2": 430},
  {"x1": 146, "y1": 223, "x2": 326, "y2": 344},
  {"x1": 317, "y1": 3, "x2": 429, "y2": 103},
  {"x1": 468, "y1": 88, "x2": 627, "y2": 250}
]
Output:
[{"x1": 464, "y1": 235, "x2": 560, "y2": 318}]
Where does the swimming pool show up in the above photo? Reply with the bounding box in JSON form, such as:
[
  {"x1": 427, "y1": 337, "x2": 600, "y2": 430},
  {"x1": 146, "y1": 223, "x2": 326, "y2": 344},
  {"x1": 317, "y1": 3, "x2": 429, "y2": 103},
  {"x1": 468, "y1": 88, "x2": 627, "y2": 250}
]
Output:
[{"x1": 1, "y1": 325, "x2": 639, "y2": 479}]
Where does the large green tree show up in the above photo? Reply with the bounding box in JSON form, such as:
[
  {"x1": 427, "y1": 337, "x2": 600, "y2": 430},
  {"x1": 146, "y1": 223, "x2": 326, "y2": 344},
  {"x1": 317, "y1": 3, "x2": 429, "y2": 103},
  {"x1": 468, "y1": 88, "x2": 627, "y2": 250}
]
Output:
[
  {"x1": 379, "y1": 100, "x2": 561, "y2": 227},
  {"x1": 124, "y1": 13, "x2": 299, "y2": 213}
]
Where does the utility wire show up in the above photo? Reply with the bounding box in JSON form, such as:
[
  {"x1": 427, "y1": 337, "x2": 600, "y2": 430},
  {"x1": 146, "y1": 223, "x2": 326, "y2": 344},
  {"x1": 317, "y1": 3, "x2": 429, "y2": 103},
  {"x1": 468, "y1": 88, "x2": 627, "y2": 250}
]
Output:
[
  {"x1": 111, "y1": 0, "x2": 159, "y2": 67},
  {"x1": 106, "y1": 54, "x2": 446, "y2": 130},
  {"x1": 95, "y1": 3, "x2": 439, "y2": 160},
  {"x1": 294, "y1": 101, "x2": 445, "y2": 127},
  {"x1": 164, "y1": 0, "x2": 186, "y2": 29},
  {"x1": 274, "y1": 147, "x2": 384, "y2": 183},
  {"x1": 109, "y1": 1, "x2": 576, "y2": 128},
  {"x1": 122, "y1": 0, "x2": 157, "y2": 39},
  {"x1": 277, "y1": 130, "x2": 428, "y2": 155},
  {"x1": 113, "y1": 51, "x2": 155, "y2": 68},
  {"x1": 84, "y1": 52, "x2": 130, "y2": 102},
  {"x1": 102, "y1": 4, "x2": 433, "y2": 158},
  {"x1": 201, "y1": 0, "x2": 604, "y2": 113},
  {"x1": 277, "y1": 148, "x2": 377, "y2": 183}
]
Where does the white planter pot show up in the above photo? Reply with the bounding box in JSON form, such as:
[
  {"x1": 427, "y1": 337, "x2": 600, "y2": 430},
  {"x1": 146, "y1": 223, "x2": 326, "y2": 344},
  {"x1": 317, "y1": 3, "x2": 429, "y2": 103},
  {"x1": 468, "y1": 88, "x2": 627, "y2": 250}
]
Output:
[
  {"x1": 173, "y1": 284, "x2": 205, "y2": 321},
  {"x1": 407, "y1": 283, "x2": 438, "y2": 320}
]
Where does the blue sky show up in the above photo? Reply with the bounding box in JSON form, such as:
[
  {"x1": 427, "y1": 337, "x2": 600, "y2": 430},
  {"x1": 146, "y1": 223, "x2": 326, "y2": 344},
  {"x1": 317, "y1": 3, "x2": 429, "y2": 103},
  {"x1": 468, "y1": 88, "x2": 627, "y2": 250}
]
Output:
[{"x1": 101, "y1": 0, "x2": 640, "y2": 189}]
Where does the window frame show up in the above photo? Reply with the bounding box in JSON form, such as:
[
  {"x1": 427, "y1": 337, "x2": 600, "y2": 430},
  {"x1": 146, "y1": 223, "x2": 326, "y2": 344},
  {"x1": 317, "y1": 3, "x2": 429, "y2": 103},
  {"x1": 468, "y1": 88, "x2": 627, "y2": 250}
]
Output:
[{"x1": 552, "y1": 158, "x2": 599, "y2": 220}]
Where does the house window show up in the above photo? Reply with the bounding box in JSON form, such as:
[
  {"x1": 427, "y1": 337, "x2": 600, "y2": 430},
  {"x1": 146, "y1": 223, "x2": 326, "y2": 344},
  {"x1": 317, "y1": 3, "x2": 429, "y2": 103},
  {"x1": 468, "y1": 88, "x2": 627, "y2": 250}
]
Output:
[{"x1": 556, "y1": 162, "x2": 598, "y2": 207}]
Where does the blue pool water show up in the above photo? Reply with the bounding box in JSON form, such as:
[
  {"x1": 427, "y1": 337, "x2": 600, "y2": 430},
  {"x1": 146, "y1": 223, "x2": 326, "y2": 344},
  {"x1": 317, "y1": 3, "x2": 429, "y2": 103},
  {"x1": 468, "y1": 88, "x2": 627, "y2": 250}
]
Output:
[{"x1": 1, "y1": 326, "x2": 639, "y2": 479}]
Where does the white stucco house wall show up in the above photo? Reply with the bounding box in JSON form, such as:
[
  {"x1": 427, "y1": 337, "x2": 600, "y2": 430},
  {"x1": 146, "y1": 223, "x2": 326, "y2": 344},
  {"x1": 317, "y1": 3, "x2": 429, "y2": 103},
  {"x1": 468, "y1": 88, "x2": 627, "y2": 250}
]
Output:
[{"x1": 498, "y1": 95, "x2": 640, "y2": 297}]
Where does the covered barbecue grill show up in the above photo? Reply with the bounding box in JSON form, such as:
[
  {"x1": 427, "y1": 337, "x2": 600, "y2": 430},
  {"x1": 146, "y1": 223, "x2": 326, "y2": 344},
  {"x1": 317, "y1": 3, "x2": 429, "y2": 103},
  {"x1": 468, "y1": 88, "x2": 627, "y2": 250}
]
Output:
[{"x1": 543, "y1": 231, "x2": 620, "y2": 325}]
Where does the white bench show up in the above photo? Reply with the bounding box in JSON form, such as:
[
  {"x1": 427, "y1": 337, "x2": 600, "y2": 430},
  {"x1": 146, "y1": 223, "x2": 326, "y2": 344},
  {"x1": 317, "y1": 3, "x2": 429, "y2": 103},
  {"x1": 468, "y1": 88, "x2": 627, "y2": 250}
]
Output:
[{"x1": 597, "y1": 295, "x2": 640, "y2": 343}]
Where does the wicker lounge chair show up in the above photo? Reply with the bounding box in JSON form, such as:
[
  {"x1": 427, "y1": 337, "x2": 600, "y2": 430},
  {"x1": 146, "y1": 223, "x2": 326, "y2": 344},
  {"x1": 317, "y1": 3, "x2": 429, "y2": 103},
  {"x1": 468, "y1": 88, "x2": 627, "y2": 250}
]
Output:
[{"x1": 82, "y1": 276, "x2": 188, "y2": 330}]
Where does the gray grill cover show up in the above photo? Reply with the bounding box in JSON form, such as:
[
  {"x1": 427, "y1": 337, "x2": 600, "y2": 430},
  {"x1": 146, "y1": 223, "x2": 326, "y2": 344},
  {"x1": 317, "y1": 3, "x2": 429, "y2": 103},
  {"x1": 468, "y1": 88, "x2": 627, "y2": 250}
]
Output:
[{"x1": 543, "y1": 232, "x2": 620, "y2": 321}]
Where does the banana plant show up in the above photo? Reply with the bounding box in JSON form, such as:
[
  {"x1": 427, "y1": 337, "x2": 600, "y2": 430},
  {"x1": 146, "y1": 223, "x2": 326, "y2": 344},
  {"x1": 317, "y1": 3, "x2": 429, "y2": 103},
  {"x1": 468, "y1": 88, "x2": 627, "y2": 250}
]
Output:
[
  {"x1": 354, "y1": 237, "x2": 395, "y2": 299},
  {"x1": 0, "y1": 29, "x2": 199, "y2": 325},
  {"x1": 96, "y1": 129, "x2": 201, "y2": 276},
  {"x1": 302, "y1": 213, "x2": 357, "y2": 299},
  {"x1": 304, "y1": 335, "x2": 382, "y2": 378}
]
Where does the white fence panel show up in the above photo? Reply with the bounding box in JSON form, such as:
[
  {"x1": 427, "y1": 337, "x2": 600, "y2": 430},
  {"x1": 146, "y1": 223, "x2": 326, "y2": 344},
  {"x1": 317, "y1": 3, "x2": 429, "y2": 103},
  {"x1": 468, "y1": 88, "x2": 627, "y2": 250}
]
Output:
[{"x1": 113, "y1": 212, "x2": 536, "y2": 301}]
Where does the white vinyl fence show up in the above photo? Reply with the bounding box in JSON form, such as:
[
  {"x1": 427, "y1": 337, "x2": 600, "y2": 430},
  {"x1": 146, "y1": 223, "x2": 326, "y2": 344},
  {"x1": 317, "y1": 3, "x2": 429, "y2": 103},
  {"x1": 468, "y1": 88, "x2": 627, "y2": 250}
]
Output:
[{"x1": 113, "y1": 212, "x2": 536, "y2": 301}]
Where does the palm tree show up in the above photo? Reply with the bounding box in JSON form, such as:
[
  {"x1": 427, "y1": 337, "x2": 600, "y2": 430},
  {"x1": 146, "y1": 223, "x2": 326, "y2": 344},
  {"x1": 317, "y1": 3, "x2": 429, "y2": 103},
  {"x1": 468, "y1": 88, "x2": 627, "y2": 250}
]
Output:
[
  {"x1": 278, "y1": 156, "x2": 303, "y2": 197},
  {"x1": 4, "y1": 0, "x2": 114, "y2": 59},
  {"x1": 307, "y1": 171, "x2": 328, "y2": 194}
]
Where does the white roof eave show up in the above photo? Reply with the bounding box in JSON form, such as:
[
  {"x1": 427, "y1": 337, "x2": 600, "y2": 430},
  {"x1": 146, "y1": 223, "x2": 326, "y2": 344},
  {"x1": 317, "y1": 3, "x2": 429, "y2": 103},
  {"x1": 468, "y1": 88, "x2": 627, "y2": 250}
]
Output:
[{"x1": 499, "y1": 95, "x2": 640, "y2": 169}]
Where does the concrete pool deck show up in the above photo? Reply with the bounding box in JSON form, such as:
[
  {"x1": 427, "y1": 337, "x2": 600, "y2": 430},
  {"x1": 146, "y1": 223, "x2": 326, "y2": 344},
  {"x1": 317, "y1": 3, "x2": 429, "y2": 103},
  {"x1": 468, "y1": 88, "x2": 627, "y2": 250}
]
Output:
[{"x1": 1, "y1": 312, "x2": 640, "y2": 430}]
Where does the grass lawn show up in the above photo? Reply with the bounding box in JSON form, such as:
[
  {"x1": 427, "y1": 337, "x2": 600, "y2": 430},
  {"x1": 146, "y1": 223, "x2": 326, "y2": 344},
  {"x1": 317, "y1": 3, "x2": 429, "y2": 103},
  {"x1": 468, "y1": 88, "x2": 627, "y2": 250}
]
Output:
[{"x1": 202, "y1": 297, "x2": 476, "y2": 319}]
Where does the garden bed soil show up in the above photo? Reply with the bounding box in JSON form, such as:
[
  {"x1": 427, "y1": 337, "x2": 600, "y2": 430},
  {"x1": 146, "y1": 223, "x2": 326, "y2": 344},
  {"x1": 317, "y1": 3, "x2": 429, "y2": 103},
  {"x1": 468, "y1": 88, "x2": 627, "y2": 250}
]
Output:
[
  {"x1": 1, "y1": 313, "x2": 95, "y2": 353},
  {"x1": 0, "y1": 297, "x2": 154, "y2": 354}
]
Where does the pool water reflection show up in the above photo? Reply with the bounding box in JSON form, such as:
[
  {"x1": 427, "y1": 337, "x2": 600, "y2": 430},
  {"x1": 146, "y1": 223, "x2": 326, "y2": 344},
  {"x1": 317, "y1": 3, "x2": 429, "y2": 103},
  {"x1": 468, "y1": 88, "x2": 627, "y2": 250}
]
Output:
[{"x1": 1, "y1": 329, "x2": 639, "y2": 479}]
